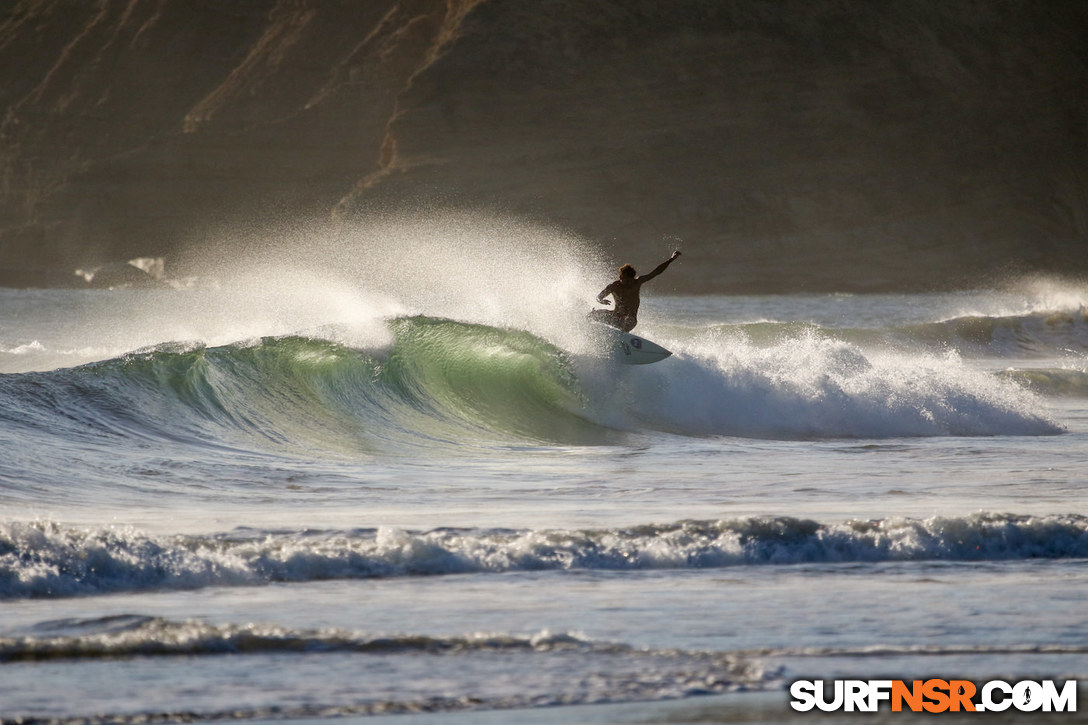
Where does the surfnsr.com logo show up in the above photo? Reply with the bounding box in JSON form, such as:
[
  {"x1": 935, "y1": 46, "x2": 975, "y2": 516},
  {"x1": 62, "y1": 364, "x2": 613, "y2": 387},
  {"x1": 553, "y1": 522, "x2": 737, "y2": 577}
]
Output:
[{"x1": 790, "y1": 679, "x2": 1078, "y2": 713}]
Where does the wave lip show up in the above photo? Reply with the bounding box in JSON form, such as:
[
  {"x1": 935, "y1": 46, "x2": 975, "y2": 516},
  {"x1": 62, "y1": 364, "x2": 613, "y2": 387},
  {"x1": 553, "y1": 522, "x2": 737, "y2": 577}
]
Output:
[{"x1": 4, "y1": 514, "x2": 1086, "y2": 599}]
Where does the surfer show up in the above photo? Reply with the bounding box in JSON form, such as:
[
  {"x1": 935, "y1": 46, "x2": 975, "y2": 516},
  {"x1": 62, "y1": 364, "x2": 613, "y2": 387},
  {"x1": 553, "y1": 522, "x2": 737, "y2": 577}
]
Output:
[{"x1": 591, "y1": 250, "x2": 681, "y2": 331}]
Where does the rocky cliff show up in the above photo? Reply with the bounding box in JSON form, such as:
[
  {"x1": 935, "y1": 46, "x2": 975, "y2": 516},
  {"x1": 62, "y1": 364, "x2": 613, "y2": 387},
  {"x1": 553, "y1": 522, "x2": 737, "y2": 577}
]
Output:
[{"x1": 2, "y1": 0, "x2": 1086, "y2": 291}]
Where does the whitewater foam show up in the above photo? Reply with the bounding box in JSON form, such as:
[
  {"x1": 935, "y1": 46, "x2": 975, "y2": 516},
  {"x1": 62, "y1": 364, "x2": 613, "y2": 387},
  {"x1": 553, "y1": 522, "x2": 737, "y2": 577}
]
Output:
[
  {"x1": 4, "y1": 514, "x2": 1085, "y2": 599},
  {"x1": 590, "y1": 328, "x2": 1061, "y2": 439}
]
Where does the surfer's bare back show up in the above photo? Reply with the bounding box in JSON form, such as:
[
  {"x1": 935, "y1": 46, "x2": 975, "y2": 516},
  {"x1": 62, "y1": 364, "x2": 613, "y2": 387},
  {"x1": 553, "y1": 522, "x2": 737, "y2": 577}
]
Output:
[{"x1": 591, "y1": 250, "x2": 681, "y2": 332}]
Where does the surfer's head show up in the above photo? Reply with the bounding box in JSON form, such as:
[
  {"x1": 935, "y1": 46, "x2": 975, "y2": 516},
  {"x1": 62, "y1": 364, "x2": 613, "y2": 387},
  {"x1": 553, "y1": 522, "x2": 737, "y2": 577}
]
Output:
[{"x1": 619, "y1": 264, "x2": 636, "y2": 281}]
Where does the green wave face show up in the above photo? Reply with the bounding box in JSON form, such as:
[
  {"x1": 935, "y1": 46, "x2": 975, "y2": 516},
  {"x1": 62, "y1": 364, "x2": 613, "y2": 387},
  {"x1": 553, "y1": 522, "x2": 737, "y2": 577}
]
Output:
[
  {"x1": 60, "y1": 337, "x2": 385, "y2": 456},
  {"x1": 378, "y1": 317, "x2": 600, "y2": 445},
  {"x1": 15, "y1": 317, "x2": 606, "y2": 460}
]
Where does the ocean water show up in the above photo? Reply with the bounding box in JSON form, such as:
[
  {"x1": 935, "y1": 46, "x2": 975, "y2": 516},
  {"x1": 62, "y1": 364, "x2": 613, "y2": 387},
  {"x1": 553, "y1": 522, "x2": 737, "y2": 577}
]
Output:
[{"x1": 1, "y1": 229, "x2": 1087, "y2": 722}]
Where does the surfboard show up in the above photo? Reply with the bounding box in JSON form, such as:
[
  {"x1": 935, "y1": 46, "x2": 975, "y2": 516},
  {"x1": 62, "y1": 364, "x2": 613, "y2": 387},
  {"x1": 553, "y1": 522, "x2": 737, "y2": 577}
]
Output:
[{"x1": 595, "y1": 324, "x2": 672, "y2": 365}]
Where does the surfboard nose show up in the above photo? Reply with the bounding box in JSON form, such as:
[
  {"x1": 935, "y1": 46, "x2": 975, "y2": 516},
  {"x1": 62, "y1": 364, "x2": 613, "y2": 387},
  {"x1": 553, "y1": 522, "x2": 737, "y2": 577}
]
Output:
[{"x1": 594, "y1": 324, "x2": 672, "y2": 364}]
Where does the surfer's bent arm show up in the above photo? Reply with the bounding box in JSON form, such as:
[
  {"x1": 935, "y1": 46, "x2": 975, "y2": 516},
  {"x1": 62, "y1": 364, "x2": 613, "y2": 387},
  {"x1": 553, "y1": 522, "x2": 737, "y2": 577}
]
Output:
[
  {"x1": 637, "y1": 250, "x2": 681, "y2": 283},
  {"x1": 597, "y1": 283, "x2": 617, "y2": 305}
]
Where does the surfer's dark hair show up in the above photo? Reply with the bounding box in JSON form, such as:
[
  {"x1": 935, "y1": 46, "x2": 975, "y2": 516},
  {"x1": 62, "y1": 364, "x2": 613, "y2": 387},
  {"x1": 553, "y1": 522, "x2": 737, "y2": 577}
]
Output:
[{"x1": 619, "y1": 264, "x2": 636, "y2": 279}]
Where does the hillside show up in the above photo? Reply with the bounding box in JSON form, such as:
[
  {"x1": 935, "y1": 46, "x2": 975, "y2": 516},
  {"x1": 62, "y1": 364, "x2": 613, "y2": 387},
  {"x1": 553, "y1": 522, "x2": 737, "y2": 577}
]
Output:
[{"x1": 2, "y1": 0, "x2": 1086, "y2": 291}]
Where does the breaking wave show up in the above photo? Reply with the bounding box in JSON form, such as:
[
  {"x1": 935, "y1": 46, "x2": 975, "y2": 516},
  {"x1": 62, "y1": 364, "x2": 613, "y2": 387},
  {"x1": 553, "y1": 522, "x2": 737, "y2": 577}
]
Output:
[
  {"x1": 4, "y1": 514, "x2": 1086, "y2": 599},
  {"x1": 0, "y1": 314, "x2": 1061, "y2": 463}
]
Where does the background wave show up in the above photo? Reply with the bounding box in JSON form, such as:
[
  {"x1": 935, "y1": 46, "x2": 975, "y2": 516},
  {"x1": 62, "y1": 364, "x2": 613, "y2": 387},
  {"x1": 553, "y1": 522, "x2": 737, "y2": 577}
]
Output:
[
  {"x1": 901, "y1": 309, "x2": 1088, "y2": 358},
  {"x1": 998, "y1": 367, "x2": 1088, "y2": 398},
  {"x1": 710, "y1": 310, "x2": 1088, "y2": 359}
]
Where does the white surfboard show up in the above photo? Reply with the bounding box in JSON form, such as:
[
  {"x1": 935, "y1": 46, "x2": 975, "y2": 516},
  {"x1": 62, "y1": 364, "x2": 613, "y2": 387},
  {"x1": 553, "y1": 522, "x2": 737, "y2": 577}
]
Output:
[{"x1": 595, "y1": 324, "x2": 672, "y2": 364}]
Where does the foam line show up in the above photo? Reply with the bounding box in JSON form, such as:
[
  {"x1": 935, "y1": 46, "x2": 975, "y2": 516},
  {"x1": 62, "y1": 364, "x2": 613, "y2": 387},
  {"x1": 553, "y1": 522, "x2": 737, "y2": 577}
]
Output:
[{"x1": 4, "y1": 514, "x2": 1085, "y2": 599}]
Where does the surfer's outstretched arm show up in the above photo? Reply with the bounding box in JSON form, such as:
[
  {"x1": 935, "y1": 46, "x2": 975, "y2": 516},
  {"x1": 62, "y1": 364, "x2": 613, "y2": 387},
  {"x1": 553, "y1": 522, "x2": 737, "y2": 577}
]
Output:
[{"x1": 637, "y1": 250, "x2": 681, "y2": 283}]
